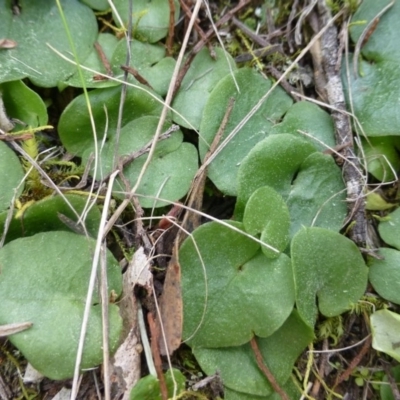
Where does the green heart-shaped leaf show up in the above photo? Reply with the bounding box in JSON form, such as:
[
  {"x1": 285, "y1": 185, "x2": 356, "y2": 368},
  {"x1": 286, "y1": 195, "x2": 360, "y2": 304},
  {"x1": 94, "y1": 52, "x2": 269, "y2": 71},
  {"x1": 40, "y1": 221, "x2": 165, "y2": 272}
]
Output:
[
  {"x1": 0, "y1": 0, "x2": 98, "y2": 87},
  {"x1": 235, "y1": 135, "x2": 346, "y2": 237},
  {"x1": 180, "y1": 221, "x2": 294, "y2": 348},
  {"x1": 291, "y1": 227, "x2": 368, "y2": 328},
  {"x1": 0, "y1": 231, "x2": 122, "y2": 380},
  {"x1": 199, "y1": 68, "x2": 293, "y2": 196}
]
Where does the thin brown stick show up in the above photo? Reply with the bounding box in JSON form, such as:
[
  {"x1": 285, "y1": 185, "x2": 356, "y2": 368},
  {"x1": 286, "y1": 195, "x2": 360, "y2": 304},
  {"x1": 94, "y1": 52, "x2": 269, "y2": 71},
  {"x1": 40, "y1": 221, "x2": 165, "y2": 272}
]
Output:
[
  {"x1": 232, "y1": 17, "x2": 269, "y2": 47},
  {"x1": 310, "y1": 339, "x2": 329, "y2": 398},
  {"x1": 166, "y1": 0, "x2": 175, "y2": 56},
  {"x1": 94, "y1": 41, "x2": 112, "y2": 76},
  {"x1": 179, "y1": 0, "x2": 208, "y2": 44},
  {"x1": 334, "y1": 335, "x2": 371, "y2": 387},
  {"x1": 120, "y1": 65, "x2": 154, "y2": 89},
  {"x1": 0, "y1": 132, "x2": 33, "y2": 141},
  {"x1": 250, "y1": 337, "x2": 289, "y2": 400},
  {"x1": 148, "y1": 312, "x2": 168, "y2": 400}
]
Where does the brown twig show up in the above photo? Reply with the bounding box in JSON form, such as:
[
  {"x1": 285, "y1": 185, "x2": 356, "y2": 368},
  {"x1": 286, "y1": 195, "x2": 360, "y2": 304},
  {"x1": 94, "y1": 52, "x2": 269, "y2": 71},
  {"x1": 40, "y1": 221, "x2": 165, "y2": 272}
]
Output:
[
  {"x1": 94, "y1": 41, "x2": 112, "y2": 76},
  {"x1": 310, "y1": 339, "x2": 329, "y2": 398},
  {"x1": 148, "y1": 312, "x2": 168, "y2": 400},
  {"x1": 0, "y1": 132, "x2": 33, "y2": 141},
  {"x1": 179, "y1": 0, "x2": 210, "y2": 48},
  {"x1": 120, "y1": 65, "x2": 154, "y2": 89},
  {"x1": 232, "y1": 17, "x2": 269, "y2": 47},
  {"x1": 314, "y1": 1, "x2": 367, "y2": 247},
  {"x1": 334, "y1": 335, "x2": 372, "y2": 387},
  {"x1": 166, "y1": 0, "x2": 175, "y2": 56},
  {"x1": 250, "y1": 337, "x2": 289, "y2": 400}
]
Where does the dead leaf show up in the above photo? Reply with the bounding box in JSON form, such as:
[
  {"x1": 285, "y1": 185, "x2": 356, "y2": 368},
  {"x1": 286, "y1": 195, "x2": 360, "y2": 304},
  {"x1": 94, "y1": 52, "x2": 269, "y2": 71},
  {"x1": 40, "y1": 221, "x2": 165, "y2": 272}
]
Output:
[
  {"x1": 110, "y1": 328, "x2": 141, "y2": 400},
  {"x1": 156, "y1": 255, "x2": 182, "y2": 356}
]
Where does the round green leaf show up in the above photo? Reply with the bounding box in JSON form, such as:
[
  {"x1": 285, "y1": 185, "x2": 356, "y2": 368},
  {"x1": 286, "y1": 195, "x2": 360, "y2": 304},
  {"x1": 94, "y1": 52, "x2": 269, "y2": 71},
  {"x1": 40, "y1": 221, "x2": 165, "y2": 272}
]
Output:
[
  {"x1": 180, "y1": 221, "x2": 294, "y2": 348},
  {"x1": 112, "y1": 0, "x2": 180, "y2": 43},
  {"x1": 369, "y1": 248, "x2": 400, "y2": 304},
  {"x1": 270, "y1": 101, "x2": 336, "y2": 152},
  {"x1": 0, "y1": 194, "x2": 101, "y2": 243},
  {"x1": 371, "y1": 309, "x2": 400, "y2": 362},
  {"x1": 0, "y1": 0, "x2": 98, "y2": 87},
  {"x1": 0, "y1": 231, "x2": 123, "y2": 379},
  {"x1": 172, "y1": 47, "x2": 237, "y2": 129},
  {"x1": 199, "y1": 68, "x2": 293, "y2": 196},
  {"x1": 235, "y1": 134, "x2": 316, "y2": 219},
  {"x1": 343, "y1": 0, "x2": 400, "y2": 136},
  {"x1": 58, "y1": 84, "x2": 164, "y2": 156},
  {"x1": 0, "y1": 80, "x2": 48, "y2": 128},
  {"x1": 193, "y1": 311, "x2": 313, "y2": 397},
  {"x1": 291, "y1": 227, "x2": 368, "y2": 328},
  {"x1": 243, "y1": 186, "x2": 290, "y2": 258},
  {"x1": 0, "y1": 142, "x2": 24, "y2": 212},
  {"x1": 379, "y1": 207, "x2": 400, "y2": 250}
]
